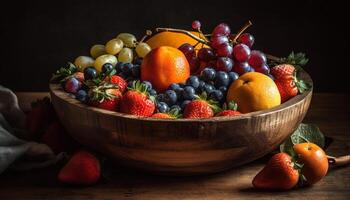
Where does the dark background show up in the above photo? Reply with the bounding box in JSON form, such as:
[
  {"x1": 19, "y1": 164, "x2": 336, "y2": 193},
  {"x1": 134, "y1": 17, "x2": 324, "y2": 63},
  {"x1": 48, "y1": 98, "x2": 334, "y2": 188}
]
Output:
[{"x1": 0, "y1": 0, "x2": 349, "y2": 92}]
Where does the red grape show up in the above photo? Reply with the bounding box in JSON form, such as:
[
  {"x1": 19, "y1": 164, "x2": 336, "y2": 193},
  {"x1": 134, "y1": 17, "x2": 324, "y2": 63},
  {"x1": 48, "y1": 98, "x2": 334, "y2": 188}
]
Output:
[
  {"x1": 192, "y1": 20, "x2": 201, "y2": 29},
  {"x1": 178, "y1": 43, "x2": 195, "y2": 58},
  {"x1": 248, "y1": 50, "x2": 267, "y2": 68},
  {"x1": 216, "y1": 43, "x2": 233, "y2": 57},
  {"x1": 232, "y1": 62, "x2": 251, "y2": 75},
  {"x1": 233, "y1": 44, "x2": 251, "y2": 62},
  {"x1": 216, "y1": 57, "x2": 233, "y2": 72},
  {"x1": 238, "y1": 33, "x2": 255, "y2": 48},
  {"x1": 187, "y1": 56, "x2": 200, "y2": 73},
  {"x1": 212, "y1": 23, "x2": 231, "y2": 36},
  {"x1": 207, "y1": 60, "x2": 217, "y2": 68},
  {"x1": 254, "y1": 64, "x2": 270, "y2": 75},
  {"x1": 198, "y1": 48, "x2": 216, "y2": 61},
  {"x1": 211, "y1": 35, "x2": 229, "y2": 49}
]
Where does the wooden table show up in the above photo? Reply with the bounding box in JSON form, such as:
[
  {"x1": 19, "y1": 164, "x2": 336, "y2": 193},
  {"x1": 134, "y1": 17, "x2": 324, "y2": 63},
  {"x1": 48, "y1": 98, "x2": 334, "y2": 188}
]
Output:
[{"x1": 1, "y1": 93, "x2": 349, "y2": 200}]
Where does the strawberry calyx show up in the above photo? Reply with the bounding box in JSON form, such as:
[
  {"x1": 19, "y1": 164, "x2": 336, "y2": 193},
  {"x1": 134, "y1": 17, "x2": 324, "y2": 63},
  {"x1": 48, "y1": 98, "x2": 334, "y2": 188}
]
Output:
[
  {"x1": 290, "y1": 154, "x2": 307, "y2": 187},
  {"x1": 222, "y1": 100, "x2": 238, "y2": 111},
  {"x1": 51, "y1": 62, "x2": 78, "y2": 83},
  {"x1": 293, "y1": 70, "x2": 311, "y2": 94},
  {"x1": 194, "y1": 92, "x2": 222, "y2": 114},
  {"x1": 128, "y1": 80, "x2": 155, "y2": 102},
  {"x1": 167, "y1": 107, "x2": 183, "y2": 118},
  {"x1": 89, "y1": 82, "x2": 119, "y2": 103}
]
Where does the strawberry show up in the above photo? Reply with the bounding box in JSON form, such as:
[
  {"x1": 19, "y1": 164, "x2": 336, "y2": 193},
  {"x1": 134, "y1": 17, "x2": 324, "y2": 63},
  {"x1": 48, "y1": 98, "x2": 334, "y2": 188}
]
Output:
[
  {"x1": 215, "y1": 101, "x2": 241, "y2": 117},
  {"x1": 271, "y1": 64, "x2": 310, "y2": 103},
  {"x1": 105, "y1": 75, "x2": 127, "y2": 93},
  {"x1": 58, "y1": 150, "x2": 100, "y2": 185},
  {"x1": 26, "y1": 97, "x2": 55, "y2": 138},
  {"x1": 151, "y1": 108, "x2": 181, "y2": 119},
  {"x1": 88, "y1": 82, "x2": 122, "y2": 111},
  {"x1": 252, "y1": 153, "x2": 300, "y2": 190},
  {"x1": 41, "y1": 121, "x2": 78, "y2": 154},
  {"x1": 120, "y1": 81, "x2": 155, "y2": 117},
  {"x1": 183, "y1": 92, "x2": 221, "y2": 119}
]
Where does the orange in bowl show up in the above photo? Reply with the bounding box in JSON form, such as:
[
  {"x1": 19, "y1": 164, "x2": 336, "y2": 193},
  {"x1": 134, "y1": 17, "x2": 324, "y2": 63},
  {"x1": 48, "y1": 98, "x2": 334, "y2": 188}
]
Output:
[{"x1": 141, "y1": 46, "x2": 190, "y2": 92}]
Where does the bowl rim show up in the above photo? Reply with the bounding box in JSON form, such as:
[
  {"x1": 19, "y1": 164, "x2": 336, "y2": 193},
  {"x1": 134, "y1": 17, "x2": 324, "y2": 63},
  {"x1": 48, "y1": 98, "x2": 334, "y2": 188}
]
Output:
[{"x1": 50, "y1": 70, "x2": 313, "y2": 123}]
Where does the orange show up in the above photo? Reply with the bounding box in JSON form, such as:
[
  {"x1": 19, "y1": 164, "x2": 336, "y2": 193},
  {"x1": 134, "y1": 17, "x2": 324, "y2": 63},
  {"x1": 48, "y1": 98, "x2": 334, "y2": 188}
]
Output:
[
  {"x1": 226, "y1": 72, "x2": 281, "y2": 113},
  {"x1": 146, "y1": 31, "x2": 209, "y2": 51},
  {"x1": 141, "y1": 46, "x2": 190, "y2": 92},
  {"x1": 293, "y1": 143, "x2": 329, "y2": 185}
]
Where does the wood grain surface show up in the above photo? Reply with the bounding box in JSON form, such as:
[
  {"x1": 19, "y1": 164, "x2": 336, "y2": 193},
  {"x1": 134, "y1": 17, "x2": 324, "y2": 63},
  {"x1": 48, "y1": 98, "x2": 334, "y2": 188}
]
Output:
[{"x1": 0, "y1": 93, "x2": 349, "y2": 200}]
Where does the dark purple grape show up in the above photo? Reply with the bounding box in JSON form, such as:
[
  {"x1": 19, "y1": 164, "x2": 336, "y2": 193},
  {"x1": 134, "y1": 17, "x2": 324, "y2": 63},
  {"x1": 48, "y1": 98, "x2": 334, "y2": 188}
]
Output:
[
  {"x1": 212, "y1": 23, "x2": 231, "y2": 36},
  {"x1": 238, "y1": 33, "x2": 255, "y2": 48},
  {"x1": 254, "y1": 64, "x2": 270, "y2": 75},
  {"x1": 216, "y1": 57, "x2": 233, "y2": 72},
  {"x1": 198, "y1": 48, "x2": 216, "y2": 62},
  {"x1": 210, "y1": 35, "x2": 229, "y2": 49},
  {"x1": 248, "y1": 50, "x2": 267, "y2": 68},
  {"x1": 216, "y1": 43, "x2": 233, "y2": 58},
  {"x1": 187, "y1": 56, "x2": 200, "y2": 73},
  {"x1": 233, "y1": 44, "x2": 251, "y2": 62},
  {"x1": 178, "y1": 43, "x2": 195, "y2": 58},
  {"x1": 233, "y1": 62, "x2": 251, "y2": 75}
]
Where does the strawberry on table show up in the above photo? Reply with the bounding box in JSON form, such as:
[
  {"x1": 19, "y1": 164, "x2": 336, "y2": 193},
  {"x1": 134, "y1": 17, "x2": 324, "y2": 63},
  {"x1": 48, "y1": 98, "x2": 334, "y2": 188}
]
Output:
[
  {"x1": 183, "y1": 92, "x2": 221, "y2": 119},
  {"x1": 252, "y1": 153, "x2": 300, "y2": 190},
  {"x1": 120, "y1": 81, "x2": 155, "y2": 117},
  {"x1": 215, "y1": 101, "x2": 241, "y2": 117},
  {"x1": 58, "y1": 150, "x2": 100, "y2": 185}
]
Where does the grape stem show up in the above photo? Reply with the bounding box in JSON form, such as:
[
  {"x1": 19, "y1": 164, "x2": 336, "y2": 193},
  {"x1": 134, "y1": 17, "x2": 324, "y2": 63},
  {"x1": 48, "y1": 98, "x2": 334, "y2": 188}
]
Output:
[
  {"x1": 266, "y1": 54, "x2": 283, "y2": 63},
  {"x1": 231, "y1": 20, "x2": 253, "y2": 44},
  {"x1": 139, "y1": 30, "x2": 153, "y2": 43},
  {"x1": 155, "y1": 27, "x2": 209, "y2": 45}
]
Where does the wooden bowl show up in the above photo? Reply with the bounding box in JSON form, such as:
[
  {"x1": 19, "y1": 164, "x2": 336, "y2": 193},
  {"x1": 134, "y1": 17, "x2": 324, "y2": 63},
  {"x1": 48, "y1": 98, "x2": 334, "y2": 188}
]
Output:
[{"x1": 50, "y1": 71, "x2": 313, "y2": 175}]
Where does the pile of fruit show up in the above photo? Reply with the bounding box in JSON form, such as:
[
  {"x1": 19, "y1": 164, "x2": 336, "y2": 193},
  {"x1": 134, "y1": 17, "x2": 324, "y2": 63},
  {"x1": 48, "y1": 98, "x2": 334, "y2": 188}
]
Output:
[{"x1": 51, "y1": 20, "x2": 310, "y2": 119}]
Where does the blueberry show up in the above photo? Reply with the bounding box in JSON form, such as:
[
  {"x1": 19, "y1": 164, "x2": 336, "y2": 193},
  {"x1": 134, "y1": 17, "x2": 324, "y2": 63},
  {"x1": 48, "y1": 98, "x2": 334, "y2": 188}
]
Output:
[
  {"x1": 142, "y1": 81, "x2": 152, "y2": 91},
  {"x1": 200, "y1": 68, "x2": 216, "y2": 82},
  {"x1": 228, "y1": 72, "x2": 239, "y2": 83},
  {"x1": 127, "y1": 80, "x2": 134, "y2": 89},
  {"x1": 183, "y1": 86, "x2": 196, "y2": 100},
  {"x1": 115, "y1": 62, "x2": 125, "y2": 72},
  {"x1": 134, "y1": 58, "x2": 142, "y2": 65},
  {"x1": 131, "y1": 65, "x2": 140, "y2": 78},
  {"x1": 164, "y1": 90, "x2": 177, "y2": 106},
  {"x1": 197, "y1": 81, "x2": 206, "y2": 92},
  {"x1": 170, "y1": 105, "x2": 181, "y2": 112},
  {"x1": 157, "y1": 102, "x2": 169, "y2": 113},
  {"x1": 168, "y1": 83, "x2": 181, "y2": 91},
  {"x1": 204, "y1": 84, "x2": 215, "y2": 94},
  {"x1": 156, "y1": 93, "x2": 165, "y2": 102},
  {"x1": 181, "y1": 100, "x2": 191, "y2": 110},
  {"x1": 76, "y1": 89, "x2": 88, "y2": 102},
  {"x1": 219, "y1": 86, "x2": 227, "y2": 94},
  {"x1": 101, "y1": 63, "x2": 114, "y2": 73},
  {"x1": 118, "y1": 72, "x2": 128, "y2": 79},
  {"x1": 209, "y1": 90, "x2": 224, "y2": 102},
  {"x1": 83, "y1": 67, "x2": 97, "y2": 80},
  {"x1": 215, "y1": 71, "x2": 230, "y2": 88},
  {"x1": 186, "y1": 76, "x2": 200, "y2": 89},
  {"x1": 178, "y1": 83, "x2": 186, "y2": 88},
  {"x1": 149, "y1": 89, "x2": 157, "y2": 96},
  {"x1": 122, "y1": 63, "x2": 133, "y2": 75}
]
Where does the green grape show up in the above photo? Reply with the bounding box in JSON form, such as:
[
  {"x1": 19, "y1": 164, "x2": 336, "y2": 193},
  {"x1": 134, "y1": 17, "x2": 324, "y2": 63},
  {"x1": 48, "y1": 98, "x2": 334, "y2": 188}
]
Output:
[
  {"x1": 90, "y1": 44, "x2": 107, "y2": 58},
  {"x1": 105, "y1": 38, "x2": 123, "y2": 55},
  {"x1": 116, "y1": 33, "x2": 137, "y2": 48},
  {"x1": 118, "y1": 47, "x2": 133, "y2": 63},
  {"x1": 135, "y1": 42, "x2": 151, "y2": 58},
  {"x1": 94, "y1": 54, "x2": 117, "y2": 72},
  {"x1": 74, "y1": 56, "x2": 95, "y2": 71}
]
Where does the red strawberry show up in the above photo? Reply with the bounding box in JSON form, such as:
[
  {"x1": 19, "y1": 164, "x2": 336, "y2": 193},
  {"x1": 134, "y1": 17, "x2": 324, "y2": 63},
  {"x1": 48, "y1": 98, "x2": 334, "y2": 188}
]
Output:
[
  {"x1": 215, "y1": 101, "x2": 241, "y2": 117},
  {"x1": 271, "y1": 64, "x2": 310, "y2": 103},
  {"x1": 252, "y1": 153, "x2": 300, "y2": 190},
  {"x1": 183, "y1": 93, "x2": 221, "y2": 119},
  {"x1": 120, "y1": 81, "x2": 155, "y2": 117},
  {"x1": 58, "y1": 150, "x2": 100, "y2": 185},
  {"x1": 89, "y1": 83, "x2": 122, "y2": 111},
  {"x1": 105, "y1": 75, "x2": 127, "y2": 93},
  {"x1": 26, "y1": 97, "x2": 55, "y2": 138},
  {"x1": 151, "y1": 108, "x2": 181, "y2": 119},
  {"x1": 42, "y1": 121, "x2": 78, "y2": 154},
  {"x1": 270, "y1": 64, "x2": 295, "y2": 80}
]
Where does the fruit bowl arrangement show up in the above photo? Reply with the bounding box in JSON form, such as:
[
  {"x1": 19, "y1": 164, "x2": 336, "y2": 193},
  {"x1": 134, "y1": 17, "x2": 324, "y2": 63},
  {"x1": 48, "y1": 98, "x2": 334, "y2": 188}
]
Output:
[{"x1": 50, "y1": 21, "x2": 312, "y2": 175}]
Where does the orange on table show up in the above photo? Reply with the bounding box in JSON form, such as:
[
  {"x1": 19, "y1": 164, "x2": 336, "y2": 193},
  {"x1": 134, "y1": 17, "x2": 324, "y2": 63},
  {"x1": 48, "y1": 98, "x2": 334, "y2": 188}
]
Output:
[
  {"x1": 141, "y1": 46, "x2": 190, "y2": 92},
  {"x1": 226, "y1": 72, "x2": 281, "y2": 113},
  {"x1": 146, "y1": 31, "x2": 209, "y2": 51}
]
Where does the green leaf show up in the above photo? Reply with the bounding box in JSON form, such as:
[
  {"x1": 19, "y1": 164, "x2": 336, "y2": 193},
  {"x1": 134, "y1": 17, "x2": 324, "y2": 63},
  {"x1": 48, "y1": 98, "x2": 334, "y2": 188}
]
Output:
[{"x1": 280, "y1": 123, "x2": 325, "y2": 156}]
